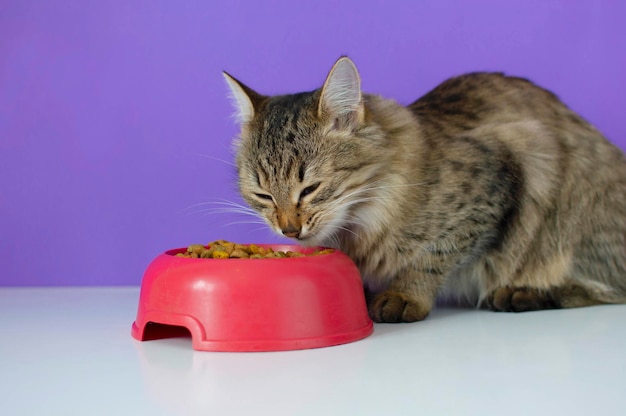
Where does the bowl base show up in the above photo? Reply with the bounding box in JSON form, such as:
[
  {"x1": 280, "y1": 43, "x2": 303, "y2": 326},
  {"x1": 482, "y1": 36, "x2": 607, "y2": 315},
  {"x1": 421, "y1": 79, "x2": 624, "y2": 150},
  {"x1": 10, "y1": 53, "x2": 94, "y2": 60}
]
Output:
[{"x1": 132, "y1": 318, "x2": 373, "y2": 352}]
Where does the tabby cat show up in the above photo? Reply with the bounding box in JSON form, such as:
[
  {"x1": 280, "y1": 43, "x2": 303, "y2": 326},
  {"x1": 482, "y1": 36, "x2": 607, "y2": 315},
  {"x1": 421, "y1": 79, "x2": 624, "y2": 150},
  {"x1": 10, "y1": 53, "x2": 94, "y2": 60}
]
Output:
[{"x1": 223, "y1": 57, "x2": 626, "y2": 322}]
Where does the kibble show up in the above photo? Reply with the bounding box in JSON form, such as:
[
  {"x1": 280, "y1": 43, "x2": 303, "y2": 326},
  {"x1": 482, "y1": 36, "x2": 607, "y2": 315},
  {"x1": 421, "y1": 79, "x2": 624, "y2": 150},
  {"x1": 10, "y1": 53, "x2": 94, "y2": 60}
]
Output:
[{"x1": 174, "y1": 240, "x2": 334, "y2": 259}]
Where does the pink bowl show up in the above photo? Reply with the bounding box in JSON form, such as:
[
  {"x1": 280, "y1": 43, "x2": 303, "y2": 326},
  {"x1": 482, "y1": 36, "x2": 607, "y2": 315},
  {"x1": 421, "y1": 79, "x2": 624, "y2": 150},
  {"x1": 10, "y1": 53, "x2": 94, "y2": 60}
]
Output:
[{"x1": 131, "y1": 245, "x2": 373, "y2": 352}]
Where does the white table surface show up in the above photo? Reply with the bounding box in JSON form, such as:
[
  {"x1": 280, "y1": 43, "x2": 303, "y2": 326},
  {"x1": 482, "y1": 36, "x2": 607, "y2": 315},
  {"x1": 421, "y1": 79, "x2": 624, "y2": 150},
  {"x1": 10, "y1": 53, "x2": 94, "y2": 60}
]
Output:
[{"x1": 1, "y1": 287, "x2": 624, "y2": 416}]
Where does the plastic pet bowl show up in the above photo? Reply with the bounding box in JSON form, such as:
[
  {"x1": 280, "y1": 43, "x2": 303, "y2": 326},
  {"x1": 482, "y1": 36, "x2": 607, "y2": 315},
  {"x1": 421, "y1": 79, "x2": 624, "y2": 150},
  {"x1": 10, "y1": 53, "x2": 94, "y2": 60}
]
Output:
[{"x1": 131, "y1": 245, "x2": 373, "y2": 352}]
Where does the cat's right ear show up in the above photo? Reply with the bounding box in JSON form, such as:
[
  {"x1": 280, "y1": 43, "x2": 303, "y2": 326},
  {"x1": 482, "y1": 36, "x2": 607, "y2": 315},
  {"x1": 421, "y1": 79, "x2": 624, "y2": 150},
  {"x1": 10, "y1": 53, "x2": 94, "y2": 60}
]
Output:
[
  {"x1": 223, "y1": 72, "x2": 263, "y2": 124},
  {"x1": 318, "y1": 57, "x2": 364, "y2": 128}
]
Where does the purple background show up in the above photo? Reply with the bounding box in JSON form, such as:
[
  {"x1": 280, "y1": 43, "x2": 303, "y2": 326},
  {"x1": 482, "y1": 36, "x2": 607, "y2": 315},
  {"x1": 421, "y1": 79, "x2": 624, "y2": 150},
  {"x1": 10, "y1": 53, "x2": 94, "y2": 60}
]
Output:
[{"x1": 1, "y1": 1, "x2": 624, "y2": 286}]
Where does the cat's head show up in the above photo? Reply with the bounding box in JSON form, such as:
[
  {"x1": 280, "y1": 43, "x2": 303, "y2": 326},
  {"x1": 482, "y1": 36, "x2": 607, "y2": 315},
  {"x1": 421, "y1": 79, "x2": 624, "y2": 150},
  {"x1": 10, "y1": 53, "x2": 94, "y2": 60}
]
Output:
[{"x1": 224, "y1": 57, "x2": 389, "y2": 246}]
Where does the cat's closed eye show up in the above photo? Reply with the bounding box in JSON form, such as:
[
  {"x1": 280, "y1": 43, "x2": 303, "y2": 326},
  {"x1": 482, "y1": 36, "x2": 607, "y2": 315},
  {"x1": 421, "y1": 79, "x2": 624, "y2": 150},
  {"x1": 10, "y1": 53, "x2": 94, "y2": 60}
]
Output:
[
  {"x1": 299, "y1": 182, "x2": 321, "y2": 200},
  {"x1": 254, "y1": 193, "x2": 273, "y2": 202}
]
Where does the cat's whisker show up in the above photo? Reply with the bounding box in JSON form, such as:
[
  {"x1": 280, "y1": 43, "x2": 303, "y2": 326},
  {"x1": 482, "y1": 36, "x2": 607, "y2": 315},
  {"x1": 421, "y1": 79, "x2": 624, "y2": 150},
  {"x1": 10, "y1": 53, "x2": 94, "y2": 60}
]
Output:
[
  {"x1": 184, "y1": 206, "x2": 256, "y2": 215},
  {"x1": 194, "y1": 208, "x2": 253, "y2": 214},
  {"x1": 346, "y1": 196, "x2": 390, "y2": 206},
  {"x1": 179, "y1": 201, "x2": 218, "y2": 212},
  {"x1": 309, "y1": 209, "x2": 363, "y2": 243},
  {"x1": 208, "y1": 199, "x2": 259, "y2": 213},
  {"x1": 201, "y1": 211, "x2": 263, "y2": 220},
  {"x1": 331, "y1": 233, "x2": 343, "y2": 248},
  {"x1": 327, "y1": 224, "x2": 360, "y2": 239},
  {"x1": 187, "y1": 152, "x2": 237, "y2": 167},
  {"x1": 322, "y1": 181, "x2": 428, "y2": 228},
  {"x1": 181, "y1": 198, "x2": 262, "y2": 220},
  {"x1": 180, "y1": 200, "x2": 256, "y2": 213},
  {"x1": 182, "y1": 209, "x2": 216, "y2": 217},
  {"x1": 324, "y1": 197, "x2": 384, "y2": 222},
  {"x1": 324, "y1": 180, "x2": 396, "y2": 210},
  {"x1": 207, "y1": 205, "x2": 259, "y2": 215},
  {"x1": 223, "y1": 220, "x2": 269, "y2": 227},
  {"x1": 336, "y1": 182, "x2": 427, "y2": 207},
  {"x1": 184, "y1": 205, "x2": 259, "y2": 216},
  {"x1": 252, "y1": 226, "x2": 273, "y2": 234}
]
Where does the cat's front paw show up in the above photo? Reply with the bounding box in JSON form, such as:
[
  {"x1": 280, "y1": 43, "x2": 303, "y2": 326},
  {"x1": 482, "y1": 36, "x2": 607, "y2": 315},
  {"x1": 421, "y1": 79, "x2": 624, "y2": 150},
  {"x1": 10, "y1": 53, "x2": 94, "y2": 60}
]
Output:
[
  {"x1": 485, "y1": 286, "x2": 559, "y2": 312},
  {"x1": 368, "y1": 291, "x2": 431, "y2": 323}
]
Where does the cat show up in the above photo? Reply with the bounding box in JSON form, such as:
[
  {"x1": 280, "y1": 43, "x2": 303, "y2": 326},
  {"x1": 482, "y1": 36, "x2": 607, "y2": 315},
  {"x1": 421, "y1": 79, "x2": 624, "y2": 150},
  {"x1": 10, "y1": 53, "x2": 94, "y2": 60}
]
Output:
[{"x1": 223, "y1": 56, "x2": 626, "y2": 323}]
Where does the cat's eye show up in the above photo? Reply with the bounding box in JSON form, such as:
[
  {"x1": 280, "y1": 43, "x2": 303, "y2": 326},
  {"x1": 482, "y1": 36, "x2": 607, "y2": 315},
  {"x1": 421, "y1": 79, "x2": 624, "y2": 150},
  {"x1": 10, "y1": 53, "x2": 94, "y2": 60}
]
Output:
[
  {"x1": 254, "y1": 193, "x2": 273, "y2": 201},
  {"x1": 299, "y1": 183, "x2": 320, "y2": 200}
]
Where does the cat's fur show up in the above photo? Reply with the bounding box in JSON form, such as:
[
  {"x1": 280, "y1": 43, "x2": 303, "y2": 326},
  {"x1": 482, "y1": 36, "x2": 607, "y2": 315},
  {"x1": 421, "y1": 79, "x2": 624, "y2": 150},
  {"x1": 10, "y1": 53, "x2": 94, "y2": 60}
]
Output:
[{"x1": 224, "y1": 57, "x2": 626, "y2": 322}]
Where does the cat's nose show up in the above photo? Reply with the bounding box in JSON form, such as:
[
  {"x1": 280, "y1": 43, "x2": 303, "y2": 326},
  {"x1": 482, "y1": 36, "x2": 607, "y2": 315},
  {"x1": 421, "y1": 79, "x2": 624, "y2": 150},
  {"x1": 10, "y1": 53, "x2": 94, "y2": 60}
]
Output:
[{"x1": 281, "y1": 225, "x2": 301, "y2": 239}]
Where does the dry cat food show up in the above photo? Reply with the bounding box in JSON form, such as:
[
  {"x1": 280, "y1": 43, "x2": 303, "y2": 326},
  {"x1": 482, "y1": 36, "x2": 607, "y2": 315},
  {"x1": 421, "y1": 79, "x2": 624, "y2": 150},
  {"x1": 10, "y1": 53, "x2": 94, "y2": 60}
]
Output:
[{"x1": 175, "y1": 240, "x2": 334, "y2": 259}]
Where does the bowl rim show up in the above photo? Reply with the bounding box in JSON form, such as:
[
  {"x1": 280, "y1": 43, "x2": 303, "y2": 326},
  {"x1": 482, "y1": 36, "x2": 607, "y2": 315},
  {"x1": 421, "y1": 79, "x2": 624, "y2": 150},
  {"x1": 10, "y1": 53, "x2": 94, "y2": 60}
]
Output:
[{"x1": 164, "y1": 244, "x2": 339, "y2": 261}]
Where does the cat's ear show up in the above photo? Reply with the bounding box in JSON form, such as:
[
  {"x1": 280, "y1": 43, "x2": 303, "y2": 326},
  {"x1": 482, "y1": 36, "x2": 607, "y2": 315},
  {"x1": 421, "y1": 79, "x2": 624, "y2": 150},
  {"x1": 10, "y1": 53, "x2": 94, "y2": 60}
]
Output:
[
  {"x1": 223, "y1": 72, "x2": 264, "y2": 124},
  {"x1": 318, "y1": 57, "x2": 364, "y2": 128}
]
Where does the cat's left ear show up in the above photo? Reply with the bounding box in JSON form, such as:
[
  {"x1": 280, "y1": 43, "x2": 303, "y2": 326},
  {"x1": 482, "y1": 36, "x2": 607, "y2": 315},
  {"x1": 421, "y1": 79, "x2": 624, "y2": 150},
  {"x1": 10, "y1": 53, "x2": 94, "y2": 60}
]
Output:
[
  {"x1": 223, "y1": 72, "x2": 264, "y2": 124},
  {"x1": 318, "y1": 56, "x2": 364, "y2": 129}
]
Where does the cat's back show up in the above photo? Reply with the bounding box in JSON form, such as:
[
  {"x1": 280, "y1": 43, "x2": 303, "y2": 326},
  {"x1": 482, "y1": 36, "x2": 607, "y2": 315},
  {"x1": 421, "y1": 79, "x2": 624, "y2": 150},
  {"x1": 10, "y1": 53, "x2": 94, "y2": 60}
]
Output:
[
  {"x1": 405, "y1": 71, "x2": 625, "y2": 265},
  {"x1": 409, "y1": 72, "x2": 575, "y2": 131},
  {"x1": 407, "y1": 71, "x2": 625, "y2": 182}
]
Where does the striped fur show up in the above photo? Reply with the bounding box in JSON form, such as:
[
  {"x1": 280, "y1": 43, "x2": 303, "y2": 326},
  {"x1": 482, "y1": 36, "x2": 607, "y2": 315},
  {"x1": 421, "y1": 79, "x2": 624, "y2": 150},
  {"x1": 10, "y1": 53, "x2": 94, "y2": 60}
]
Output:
[{"x1": 225, "y1": 57, "x2": 626, "y2": 322}]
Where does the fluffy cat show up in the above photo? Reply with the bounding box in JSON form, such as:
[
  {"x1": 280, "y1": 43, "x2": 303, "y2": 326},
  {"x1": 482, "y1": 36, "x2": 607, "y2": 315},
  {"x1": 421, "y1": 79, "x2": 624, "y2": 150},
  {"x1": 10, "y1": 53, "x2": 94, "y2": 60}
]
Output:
[{"x1": 223, "y1": 57, "x2": 626, "y2": 323}]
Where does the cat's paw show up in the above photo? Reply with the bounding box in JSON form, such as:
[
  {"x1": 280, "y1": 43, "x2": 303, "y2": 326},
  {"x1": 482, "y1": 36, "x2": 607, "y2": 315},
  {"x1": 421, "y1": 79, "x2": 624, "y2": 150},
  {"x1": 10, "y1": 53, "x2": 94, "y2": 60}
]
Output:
[
  {"x1": 368, "y1": 291, "x2": 431, "y2": 323},
  {"x1": 485, "y1": 286, "x2": 559, "y2": 312}
]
